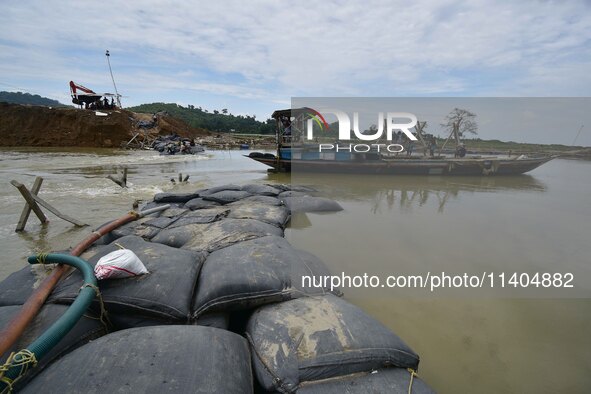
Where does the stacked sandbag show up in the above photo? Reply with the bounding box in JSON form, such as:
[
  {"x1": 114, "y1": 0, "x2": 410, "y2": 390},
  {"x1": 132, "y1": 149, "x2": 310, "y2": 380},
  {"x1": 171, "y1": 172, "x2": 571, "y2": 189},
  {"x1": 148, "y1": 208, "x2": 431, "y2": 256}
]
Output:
[
  {"x1": 185, "y1": 197, "x2": 221, "y2": 210},
  {"x1": 153, "y1": 191, "x2": 201, "y2": 203},
  {"x1": 164, "y1": 207, "x2": 230, "y2": 228},
  {"x1": 22, "y1": 326, "x2": 253, "y2": 394},
  {"x1": 280, "y1": 196, "x2": 343, "y2": 213},
  {"x1": 246, "y1": 294, "x2": 421, "y2": 393},
  {"x1": 92, "y1": 212, "x2": 178, "y2": 245},
  {"x1": 192, "y1": 236, "x2": 336, "y2": 318},
  {"x1": 0, "y1": 265, "x2": 45, "y2": 306},
  {"x1": 202, "y1": 189, "x2": 252, "y2": 204},
  {"x1": 96, "y1": 205, "x2": 228, "y2": 246},
  {"x1": 98, "y1": 184, "x2": 338, "y2": 250},
  {"x1": 0, "y1": 304, "x2": 106, "y2": 389},
  {"x1": 194, "y1": 312, "x2": 231, "y2": 330},
  {"x1": 0, "y1": 182, "x2": 436, "y2": 392},
  {"x1": 49, "y1": 235, "x2": 205, "y2": 327},
  {"x1": 152, "y1": 218, "x2": 283, "y2": 252},
  {"x1": 236, "y1": 195, "x2": 282, "y2": 206},
  {"x1": 226, "y1": 203, "x2": 290, "y2": 227},
  {"x1": 240, "y1": 184, "x2": 282, "y2": 196}
]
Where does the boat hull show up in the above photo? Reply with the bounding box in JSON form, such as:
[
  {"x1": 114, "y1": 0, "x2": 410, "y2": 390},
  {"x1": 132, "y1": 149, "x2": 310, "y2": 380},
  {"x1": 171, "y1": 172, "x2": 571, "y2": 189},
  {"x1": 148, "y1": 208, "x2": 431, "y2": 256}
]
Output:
[{"x1": 247, "y1": 155, "x2": 553, "y2": 175}]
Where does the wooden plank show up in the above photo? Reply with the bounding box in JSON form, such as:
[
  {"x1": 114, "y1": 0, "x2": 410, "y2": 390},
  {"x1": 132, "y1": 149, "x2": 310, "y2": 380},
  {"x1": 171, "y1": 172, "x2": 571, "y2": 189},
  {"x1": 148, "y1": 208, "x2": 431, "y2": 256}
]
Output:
[
  {"x1": 11, "y1": 180, "x2": 48, "y2": 229},
  {"x1": 15, "y1": 177, "x2": 44, "y2": 232},
  {"x1": 27, "y1": 193, "x2": 87, "y2": 227}
]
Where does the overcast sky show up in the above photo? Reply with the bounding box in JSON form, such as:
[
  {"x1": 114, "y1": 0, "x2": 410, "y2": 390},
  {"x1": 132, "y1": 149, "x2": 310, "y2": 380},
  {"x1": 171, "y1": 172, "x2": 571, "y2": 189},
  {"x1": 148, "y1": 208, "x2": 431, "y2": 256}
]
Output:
[{"x1": 1, "y1": 1, "x2": 590, "y2": 144}]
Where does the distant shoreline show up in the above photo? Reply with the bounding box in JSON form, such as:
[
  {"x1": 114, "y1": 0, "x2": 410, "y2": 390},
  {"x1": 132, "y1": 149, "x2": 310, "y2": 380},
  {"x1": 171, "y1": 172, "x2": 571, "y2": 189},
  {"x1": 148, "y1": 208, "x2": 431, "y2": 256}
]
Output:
[{"x1": 1, "y1": 102, "x2": 589, "y2": 159}]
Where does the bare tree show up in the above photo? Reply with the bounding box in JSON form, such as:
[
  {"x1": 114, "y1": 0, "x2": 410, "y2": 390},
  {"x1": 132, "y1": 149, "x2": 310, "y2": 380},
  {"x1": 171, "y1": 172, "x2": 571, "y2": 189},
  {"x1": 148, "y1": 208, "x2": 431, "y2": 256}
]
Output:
[{"x1": 441, "y1": 108, "x2": 478, "y2": 138}]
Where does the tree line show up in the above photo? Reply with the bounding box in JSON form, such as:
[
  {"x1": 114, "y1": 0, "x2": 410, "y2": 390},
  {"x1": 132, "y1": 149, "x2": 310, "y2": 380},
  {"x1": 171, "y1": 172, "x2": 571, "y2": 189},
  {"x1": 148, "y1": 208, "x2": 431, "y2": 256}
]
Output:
[
  {"x1": 0, "y1": 91, "x2": 66, "y2": 107},
  {"x1": 126, "y1": 102, "x2": 276, "y2": 134}
]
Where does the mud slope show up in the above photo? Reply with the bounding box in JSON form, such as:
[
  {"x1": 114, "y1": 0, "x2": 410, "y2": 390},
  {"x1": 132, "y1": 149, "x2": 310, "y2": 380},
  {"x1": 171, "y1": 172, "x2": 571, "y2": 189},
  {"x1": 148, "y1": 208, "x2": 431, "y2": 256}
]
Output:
[{"x1": 0, "y1": 103, "x2": 208, "y2": 148}]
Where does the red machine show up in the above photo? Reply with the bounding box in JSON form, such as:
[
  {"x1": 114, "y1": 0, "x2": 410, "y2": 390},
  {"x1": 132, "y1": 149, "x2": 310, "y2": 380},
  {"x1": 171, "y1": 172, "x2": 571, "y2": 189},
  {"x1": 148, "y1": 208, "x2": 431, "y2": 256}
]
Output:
[{"x1": 69, "y1": 81, "x2": 116, "y2": 109}]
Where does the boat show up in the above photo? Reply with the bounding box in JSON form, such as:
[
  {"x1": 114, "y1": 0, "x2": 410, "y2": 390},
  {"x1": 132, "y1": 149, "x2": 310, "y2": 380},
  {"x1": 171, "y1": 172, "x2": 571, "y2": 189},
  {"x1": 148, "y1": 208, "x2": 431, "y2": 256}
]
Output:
[
  {"x1": 247, "y1": 108, "x2": 554, "y2": 175},
  {"x1": 248, "y1": 151, "x2": 553, "y2": 175}
]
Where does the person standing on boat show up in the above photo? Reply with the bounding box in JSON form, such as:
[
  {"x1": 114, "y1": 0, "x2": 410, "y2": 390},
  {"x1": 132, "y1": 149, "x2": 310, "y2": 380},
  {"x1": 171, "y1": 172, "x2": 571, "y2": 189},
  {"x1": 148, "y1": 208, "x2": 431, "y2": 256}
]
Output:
[
  {"x1": 429, "y1": 137, "x2": 437, "y2": 157},
  {"x1": 281, "y1": 116, "x2": 292, "y2": 143},
  {"x1": 407, "y1": 140, "x2": 414, "y2": 156},
  {"x1": 455, "y1": 144, "x2": 466, "y2": 158}
]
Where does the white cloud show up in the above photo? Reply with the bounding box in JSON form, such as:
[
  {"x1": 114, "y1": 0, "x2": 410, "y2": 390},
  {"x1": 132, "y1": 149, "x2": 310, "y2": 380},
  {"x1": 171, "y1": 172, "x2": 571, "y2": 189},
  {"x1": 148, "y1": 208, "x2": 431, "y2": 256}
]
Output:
[{"x1": 0, "y1": 0, "x2": 590, "y2": 117}]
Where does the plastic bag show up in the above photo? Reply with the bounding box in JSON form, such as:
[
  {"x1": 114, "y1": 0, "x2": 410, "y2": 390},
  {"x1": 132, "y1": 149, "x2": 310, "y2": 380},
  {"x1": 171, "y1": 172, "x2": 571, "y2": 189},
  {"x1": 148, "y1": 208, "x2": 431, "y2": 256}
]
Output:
[{"x1": 94, "y1": 249, "x2": 148, "y2": 280}]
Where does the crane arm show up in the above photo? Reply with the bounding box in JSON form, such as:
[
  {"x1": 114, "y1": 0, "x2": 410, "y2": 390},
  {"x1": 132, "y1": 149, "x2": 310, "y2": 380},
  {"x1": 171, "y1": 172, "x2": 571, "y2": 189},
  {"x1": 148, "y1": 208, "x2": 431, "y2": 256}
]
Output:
[{"x1": 69, "y1": 81, "x2": 96, "y2": 97}]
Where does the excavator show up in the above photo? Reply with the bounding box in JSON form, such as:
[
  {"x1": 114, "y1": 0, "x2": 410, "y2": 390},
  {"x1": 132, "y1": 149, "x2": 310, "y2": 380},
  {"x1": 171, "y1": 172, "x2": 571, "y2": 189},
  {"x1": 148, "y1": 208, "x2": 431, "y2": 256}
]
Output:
[{"x1": 69, "y1": 81, "x2": 118, "y2": 110}]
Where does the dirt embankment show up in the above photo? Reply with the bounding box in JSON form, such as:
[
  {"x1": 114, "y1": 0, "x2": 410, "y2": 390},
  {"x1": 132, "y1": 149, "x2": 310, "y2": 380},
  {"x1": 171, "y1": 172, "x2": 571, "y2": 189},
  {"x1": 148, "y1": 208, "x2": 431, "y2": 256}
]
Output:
[{"x1": 0, "y1": 103, "x2": 209, "y2": 148}]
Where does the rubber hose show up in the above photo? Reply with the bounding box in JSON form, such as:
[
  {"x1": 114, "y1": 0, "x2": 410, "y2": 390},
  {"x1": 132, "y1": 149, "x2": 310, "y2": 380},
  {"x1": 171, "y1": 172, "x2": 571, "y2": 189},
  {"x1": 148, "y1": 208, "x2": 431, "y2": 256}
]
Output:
[{"x1": 1, "y1": 254, "x2": 97, "y2": 388}]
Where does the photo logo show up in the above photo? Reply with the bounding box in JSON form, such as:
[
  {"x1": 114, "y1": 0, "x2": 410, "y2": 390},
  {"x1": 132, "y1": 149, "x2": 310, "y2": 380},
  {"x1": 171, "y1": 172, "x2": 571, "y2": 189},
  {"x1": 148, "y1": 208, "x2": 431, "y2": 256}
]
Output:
[
  {"x1": 303, "y1": 107, "x2": 330, "y2": 132},
  {"x1": 305, "y1": 109, "x2": 418, "y2": 153}
]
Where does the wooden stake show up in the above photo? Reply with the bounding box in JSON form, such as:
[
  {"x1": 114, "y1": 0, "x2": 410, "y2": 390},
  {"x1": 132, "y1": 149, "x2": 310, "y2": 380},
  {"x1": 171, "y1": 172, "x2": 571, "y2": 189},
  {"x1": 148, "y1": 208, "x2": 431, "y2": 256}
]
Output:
[
  {"x1": 10, "y1": 180, "x2": 47, "y2": 231},
  {"x1": 11, "y1": 179, "x2": 87, "y2": 230},
  {"x1": 27, "y1": 193, "x2": 87, "y2": 227},
  {"x1": 15, "y1": 177, "x2": 44, "y2": 232}
]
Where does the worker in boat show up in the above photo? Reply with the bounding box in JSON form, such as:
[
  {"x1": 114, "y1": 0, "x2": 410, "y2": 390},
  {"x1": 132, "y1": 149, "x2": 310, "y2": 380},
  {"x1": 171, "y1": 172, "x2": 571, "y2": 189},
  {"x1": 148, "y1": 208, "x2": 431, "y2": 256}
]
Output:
[
  {"x1": 282, "y1": 117, "x2": 292, "y2": 134},
  {"x1": 281, "y1": 117, "x2": 292, "y2": 143},
  {"x1": 407, "y1": 140, "x2": 414, "y2": 156},
  {"x1": 110, "y1": 98, "x2": 115, "y2": 108},
  {"x1": 455, "y1": 144, "x2": 467, "y2": 158},
  {"x1": 103, "y1": 97, "x2": 109, "y2": 109},
  {"x1": 429, "y1": 137, "x2": 437, "y2": 157}
]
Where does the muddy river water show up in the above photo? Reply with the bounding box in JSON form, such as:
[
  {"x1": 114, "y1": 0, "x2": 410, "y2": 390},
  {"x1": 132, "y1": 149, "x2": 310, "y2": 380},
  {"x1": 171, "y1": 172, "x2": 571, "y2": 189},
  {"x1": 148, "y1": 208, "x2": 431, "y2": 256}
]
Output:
[{"x1": 0, "y1": 148, "x2": 589, "y2": 393}]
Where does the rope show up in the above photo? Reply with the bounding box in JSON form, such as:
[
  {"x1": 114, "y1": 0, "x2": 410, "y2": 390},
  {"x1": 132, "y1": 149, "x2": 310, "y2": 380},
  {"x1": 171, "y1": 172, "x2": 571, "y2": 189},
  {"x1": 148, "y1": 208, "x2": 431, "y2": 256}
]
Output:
[
  {"x1": 407, "y1": 368, "x2": 417, "y2": 394},
  {"x1": 0, "y1": 350, "x2": 38, "y2": 393},
  {"x1": 80, "y1": 283, "x2": 111, "y2": 331},
  {"x1": 113, "y1": 243, "x2": 125, "y2": 250},
  {"x1": 35, "y1": 253, "x2": 49, "y2": 265}
]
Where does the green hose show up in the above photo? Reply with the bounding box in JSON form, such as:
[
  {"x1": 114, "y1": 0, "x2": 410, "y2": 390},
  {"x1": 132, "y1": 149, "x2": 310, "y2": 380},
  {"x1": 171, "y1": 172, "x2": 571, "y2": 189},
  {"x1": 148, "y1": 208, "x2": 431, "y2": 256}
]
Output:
[{"x1": 0, "y1": 254, "x2": 97, "y2": 392}]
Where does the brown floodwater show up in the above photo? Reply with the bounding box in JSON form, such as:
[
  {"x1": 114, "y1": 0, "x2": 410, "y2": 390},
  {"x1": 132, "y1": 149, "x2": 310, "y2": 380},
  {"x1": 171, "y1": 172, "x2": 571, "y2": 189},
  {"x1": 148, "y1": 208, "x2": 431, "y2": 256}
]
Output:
[
  {"x1": 287, "y1": 159, "x2": 591, "y2": 393},
  {"x1": 0, "y1": 148, "x2": 589, "y2": 393}
]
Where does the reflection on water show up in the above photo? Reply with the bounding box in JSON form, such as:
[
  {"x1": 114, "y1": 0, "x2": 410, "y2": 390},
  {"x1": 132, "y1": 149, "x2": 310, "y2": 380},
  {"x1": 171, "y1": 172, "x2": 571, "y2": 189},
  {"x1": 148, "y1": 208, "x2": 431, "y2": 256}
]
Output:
[
  {"x1": 292, "y1": 173, "x2": 547, "y2": 213},
  {"x1": 288, "y1": 159, "x2": 591, "y2": 393}
]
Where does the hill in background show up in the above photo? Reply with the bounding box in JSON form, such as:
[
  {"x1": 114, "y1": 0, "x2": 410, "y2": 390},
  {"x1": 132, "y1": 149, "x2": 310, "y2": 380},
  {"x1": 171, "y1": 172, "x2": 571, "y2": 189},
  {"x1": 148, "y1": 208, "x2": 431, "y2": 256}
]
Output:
[
  {"x1": 127, "y1": 102, "x2": 275, "y2": 134},
  {"x1": 0, "y1": 91, "x2": 67, "y2": 107}
]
